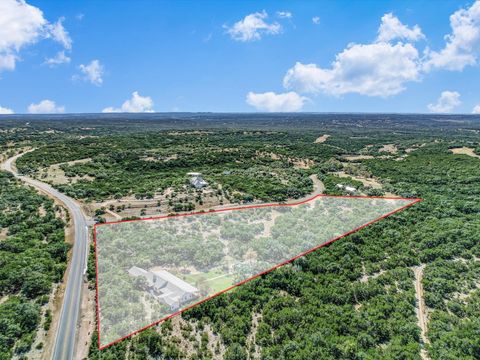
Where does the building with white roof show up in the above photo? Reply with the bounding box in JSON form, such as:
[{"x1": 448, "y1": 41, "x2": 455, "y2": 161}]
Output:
[
  {"x1": 336, "y1": 184, "x2": 357, "y2": 193},
  {"x1": 188, "y1": 172, "x2": 208, "y2": 189},
  {"x1": 128, "y1": 266, "x2": 199, "y2": 311}
]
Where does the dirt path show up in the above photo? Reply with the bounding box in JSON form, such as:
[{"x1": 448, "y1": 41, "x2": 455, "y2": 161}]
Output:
[
  {"x1": 413, "y1": 265, "x2": 430, "y2": 360},
  {"x1": 280, "y1": 174, "x2": 325, "y2": 204},
  {"x1": 334, "y1": 171, "x2": 383, "y2": 189},
  {"x1": 204, "y1": 273, "x2": 231, "y2": 282},
  {"x1": 309, "y1": 174, "x2": 325, "y2": 195},
  {"x1": 246, "y1": 313, "x2": 262, "y2": 359},
  {"x1": 105, "y1": 208, "x2": 122, "y2": 220},
  {"x1": 262, "y1": 210, "x2": 281, "y2": 237}
]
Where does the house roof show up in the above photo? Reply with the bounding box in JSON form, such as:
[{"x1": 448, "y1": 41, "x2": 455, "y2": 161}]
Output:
[
  {"x1": 191, "y1": 176, "x2": 207, "y2": 187},
  {"x1": 158, "y1": 292, "x2": 181, "y2": 306},
  {"x1": 150, "y1": 269, "x2": 199, "y2": 293},
  {"x1": 128, "y1": 266, "x2": 151, "y2": 278}
]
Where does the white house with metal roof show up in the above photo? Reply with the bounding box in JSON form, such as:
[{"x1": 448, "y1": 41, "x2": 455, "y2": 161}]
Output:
[
  {"x1": 128, "y1": 266, "x2": 199, "y2": 311},
  {"x1": 188, "y1": 172, "x2": 208, "y2": 189}
]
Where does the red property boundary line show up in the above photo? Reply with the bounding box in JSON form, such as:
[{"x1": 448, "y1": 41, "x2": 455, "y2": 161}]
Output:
[{"x1": 93, "y1": 194, "x2": 422, "y2": 350}]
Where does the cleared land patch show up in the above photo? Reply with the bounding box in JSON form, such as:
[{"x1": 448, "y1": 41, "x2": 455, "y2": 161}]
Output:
[
  {"x1": 314, "y1": 134, "x2": 330, "y2": 143},
  {"x1": 40, "y1": 158, "x2": 94, "y2": 185},
  {"x1": 343, "y1": 155, "x2": 375, "y2": 161},
  {"x1": 379, "y1": 144, "x2": 398, "y2": 154},
  {"x1": 450, "y1": 147, "x2": 480, "y2": 159}
]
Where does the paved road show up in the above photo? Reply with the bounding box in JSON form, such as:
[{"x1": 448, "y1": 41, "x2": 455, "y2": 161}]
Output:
[{"x1": 2, "y1": 153, "x2": 89, "y2": 360}]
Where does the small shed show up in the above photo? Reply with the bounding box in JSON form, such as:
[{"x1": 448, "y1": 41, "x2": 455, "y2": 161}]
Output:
[{"x1": 336, "y1": 184, "x2": 356, "y2": 193}]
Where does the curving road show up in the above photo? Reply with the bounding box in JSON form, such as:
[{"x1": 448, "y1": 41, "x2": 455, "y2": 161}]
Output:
[{"x1": 2, "y1": 153, "x2": 89, "y2": 360}]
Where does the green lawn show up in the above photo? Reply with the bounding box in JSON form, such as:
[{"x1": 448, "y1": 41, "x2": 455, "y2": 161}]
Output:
[{"x1": 181, "y1": 268, "x2": 235, "y2": 294}]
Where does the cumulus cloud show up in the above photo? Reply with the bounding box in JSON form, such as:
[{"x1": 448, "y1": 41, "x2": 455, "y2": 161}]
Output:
[
  {"x1": 283, "y1": 14, "x2": 423, "y2": 98},
  {"x1": 284, "y1": 42, "x2": 420, "y2": 97},
  {"x1": 0, "y1": 0, "x2": 72, "y2": 73},
  {"x1": 377, "y1": 13, "x2": 425, "y2": 42},
  {"x1": 225, "y1": 11, "x2": 281, "y2": 42},
  {"x1": 102, "y1": 91, "x2": 154, "y2": 113},
  {"x1": 276, "y1": 11, "x2": 292, "y2": 19},
  {"x1": 0, "y1": 105, "x2": 14, "y2": 114},
  {"x1": 424, "y1": 1, "x2": 480, "y2": 71},
  {"x1": 472, "y1": 105, "x2": 480, "y2": 114},
  {"x1": 246, "y1": 91, "x2": 307, "y2": 112},
  {"x1": 0, "y1": 0, "x2": 45, "y2": 72},
  {"x1": 427, "y1": 91, "x2": 461, "y2": 113},
  {"x1": 78, "y1": 60, "x2": 104, "y2": 86},
  {"x1": 312, "y1": 17, "x2": 320, "y2": 25},
  {"x1": 44, "y1": 50, "x2": 71, "y2": 66},
  {"x1": 28, "y1": 99, "x2": 65, "y2": 114}
]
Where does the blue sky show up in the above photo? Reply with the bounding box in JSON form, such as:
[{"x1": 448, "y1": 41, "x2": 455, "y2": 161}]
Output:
[{"x1": 1, "y1": 0, "x2": 480, "y2": 114}]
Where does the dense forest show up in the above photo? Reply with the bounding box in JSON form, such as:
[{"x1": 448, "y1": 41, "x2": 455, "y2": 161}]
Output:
[
  {"x1": 15, "y1": 132, "x2": 316, "y2": 202},
  {"x1": 0, "y1": 171, "x2": 69, "y2": 358},
  {"x1": 0, "y1": 113, "x2": 479, "y2": 359},
  {"x1": 92, "y1": 144, "x2": 480, "y2": 359}
]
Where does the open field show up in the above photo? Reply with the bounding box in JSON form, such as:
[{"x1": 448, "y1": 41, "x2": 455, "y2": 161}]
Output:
[
  {"x1": 183, "y1": 269, "x2": 235, "y2": 294},
  {"x1": 450, "y1": 146, "x2": 480, "y2": 159}
]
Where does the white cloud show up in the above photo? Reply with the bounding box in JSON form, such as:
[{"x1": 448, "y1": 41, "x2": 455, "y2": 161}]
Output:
[
  {"x1": 0, "y1": 105, "x2": 14, "y2": 114},
  {"x1": 0, "y1": 0, "x2": 45, "y2": 72},
  {"x1": 0, "y1": 54, "x2": 16, "y2": 72},
  {"x1": 472, "y1": 104, "x2": 480, "y2": 114},
  {"x1": 102, "y1": 91, "x2": 154, "y2": 113},
  {"x1": 276, "y1": 11, "x2": 292, "y2": 19},
  {"x1": 45, "y1": 17, "x2": 72, "y2": 50},
  {"x1": 427, "y1": 91, "x2": 461, "y2": 113},
  {"x1": 28, "y1": 99, "x2": 65, "y2": 114},
  {"x1": 78, "y1": 60, "x2": 104, "y2": 86},
  {"x1": 312, "y1": 17, "x2": 320, "y2": 25},
  {"x1": 424, "y1": 1, "x2": 480, "y2": 71},
  {"x1": 225, "y1": 11, "x2": 281, "y2": 42},
  {"x1": 44, "y1": 50, "x2": 70, "y2": 66},
  {"x1": 377, "y1": 13, "x2": 425, "y2": 43},
  {"x1": 283, "y1": 13, "x2": 425, "y2": 98},
  {"x1": 0, "y1": 0, "x2": 72, "y2": 73},
  {"x1": 246, "y1": 91, "x2": 307, "y2": 112},
  {"x1": 284, "y1": 42, "x2": 420, "y2": 97}
]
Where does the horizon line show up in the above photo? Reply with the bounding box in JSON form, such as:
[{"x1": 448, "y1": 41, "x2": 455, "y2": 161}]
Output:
[{"x1": 1, "y1": 111, "x2": 480, "y2": 116}]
